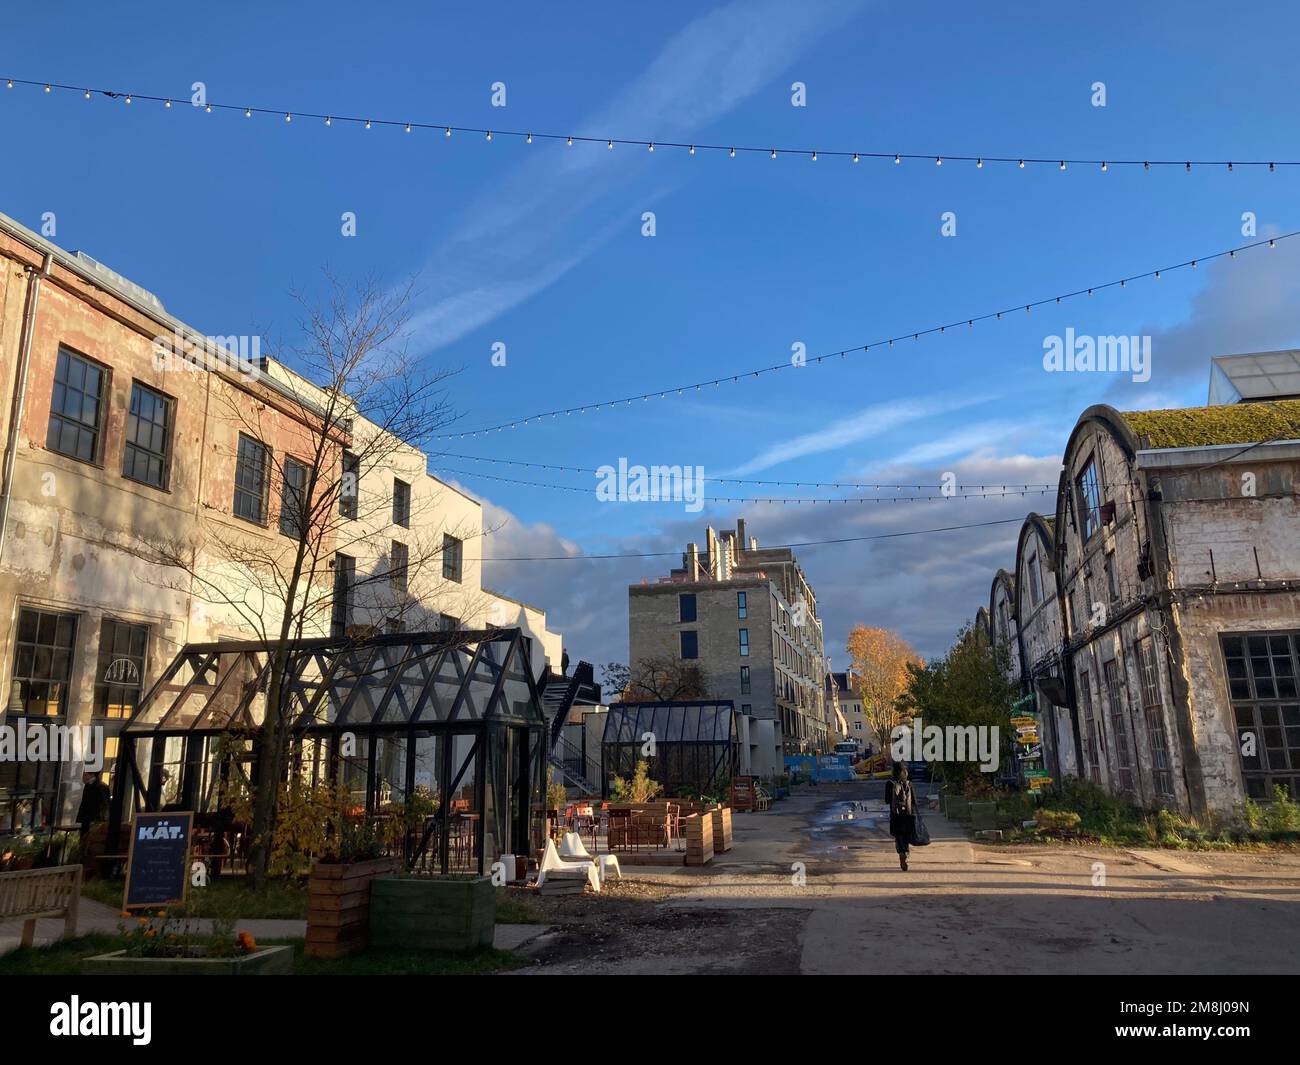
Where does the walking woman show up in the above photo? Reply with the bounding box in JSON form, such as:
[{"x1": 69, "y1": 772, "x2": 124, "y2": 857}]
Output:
[{"x1": 885, "y1": 762, "x2": 916, "y2": 871}]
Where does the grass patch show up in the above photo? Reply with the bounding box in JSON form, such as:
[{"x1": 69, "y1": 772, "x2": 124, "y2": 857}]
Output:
[
  {"x1": 495, "y1": 889, "x2": 546, "y2": 924},
  {"x1": 955, "y1": 778, "x2": 1300, "y2": 849},
  {"x1": 82, "y1": 876, "x2": 309, "y2": 920},
  {"x1": 0, "y1": 934, "x2": 524, "y2": 976}
]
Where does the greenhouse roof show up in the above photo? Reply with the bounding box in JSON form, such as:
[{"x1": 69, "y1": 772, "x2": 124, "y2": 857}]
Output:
[
  {"x1": 125, "y1": 629, "x2": 544, "y2": 734},
  {"x1": 601, "y1": 701, "x2": 737, "y2": 746}
]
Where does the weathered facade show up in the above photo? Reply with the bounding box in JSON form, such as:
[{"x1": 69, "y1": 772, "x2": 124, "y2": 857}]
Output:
[
  {"x1": 0, "y1": 212, "x2": 564, "y2": 831},
  {"x1": 985, "y1": 398, "x2": 1300, "y2": 821}
]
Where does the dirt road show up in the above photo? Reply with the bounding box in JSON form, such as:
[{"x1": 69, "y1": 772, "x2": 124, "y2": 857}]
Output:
[{"x1": 517, "y1": 783, "x2": 1300, "y2": 974}]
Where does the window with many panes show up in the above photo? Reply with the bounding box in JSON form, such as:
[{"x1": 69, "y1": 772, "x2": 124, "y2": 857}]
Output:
[
  {"x1": 679, "y1": 594, "x2": 696, "y2": 623},
  {"x1": 393, "y1": 478, "x2": 411, "y2": 528},
  {"x1": 1027, "y1": 553, "x2": 1041, "y2": 607},
  {"x1": 442, "y1": 534, "x2": 463, "y2": 582},
  {"x1": 390, "y1": 540, "x2": 409, "y2": 592},
  {"x1": 47, "y1": 348, "x2": 106, "y2": 463},
  {"x1": 738, "y1": 628, "x2": 749, "y2": 657},
  {"x1": 1102, "y1": 658, "x2": 1135, "y2": 793},
  {"x1": 340, "y1": 451, "x2": 359, "y2": 518},
  {"x1": 94, "y1": 619, "x2": 148, "y2": 718},
  {"x1": 1077, "y1": 670, "x2": 1102, "y2": 783},
  {"x1": 680, "y1": 631, "x2": 698, "y2": 659},
  {"x1": 122, "y1": 382, "x2": 173, "y2": 488},
  {"x1": 1135, "y1": 636, "x2": 1174, "y2": 799},
  {"x1": 1076, "y1": 456, "x2": 1101, "y2": 540},
  {"x1": 11, "y1": 608, "x2": 77, "y2": 716},
  {"x1": 233, "y1": 434, "x2": 269, "y2": 523},
  {"x1": 1222, "y1": 633, "x2": 1300, "y2": 799},
  {"x1": 737, "y1": 591, "x2": 747, "y2": 618},
  {"x1": 332, "y1": 554, "x2": 354, "y2": 637},
  {"x1": 438, "y1": 613, "x2": 459, "y2": 632},
  {"x1": 280, "y1": 456, "x2": 308, "y2": 538}
]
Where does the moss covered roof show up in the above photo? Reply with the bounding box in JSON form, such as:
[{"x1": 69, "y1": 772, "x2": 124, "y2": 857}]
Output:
[{"x1": 1121, "y1": 399, "x2": 1300, "y2": 449}]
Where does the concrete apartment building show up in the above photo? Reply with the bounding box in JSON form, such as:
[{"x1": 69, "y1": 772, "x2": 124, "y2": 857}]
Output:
[
  {"x1": 983, "y1": 354, "x2": 1300, "y2": 821},
  {"x1": 628, "y1": 519, "x2": 829, "y2": 779},
  {"x1": 0, "y1": 211, "x2": 562, "y2": 832}
]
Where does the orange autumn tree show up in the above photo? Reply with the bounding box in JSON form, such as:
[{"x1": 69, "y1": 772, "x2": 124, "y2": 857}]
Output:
[{"x1": 845, "y1": 625, "x2": 923, "y2": 755}]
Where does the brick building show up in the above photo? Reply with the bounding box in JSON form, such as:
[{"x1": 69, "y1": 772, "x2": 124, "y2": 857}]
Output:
[{"x1": 0, "y1": 211, "x2": 562, "y2": 831}]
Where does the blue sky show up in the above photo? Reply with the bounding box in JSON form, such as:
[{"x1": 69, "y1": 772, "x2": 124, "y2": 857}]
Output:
[{"x1": 4, "y1": 1, "x2": 1300, "y2": 668}]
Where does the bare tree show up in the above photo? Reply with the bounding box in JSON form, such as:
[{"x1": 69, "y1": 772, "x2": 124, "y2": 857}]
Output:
[
  {"x1": 129, "y1": 272, "x2": 477, "y2": 886},
  {"x1": 622, "y1": 655, "x2": 709, "y2": 702}
]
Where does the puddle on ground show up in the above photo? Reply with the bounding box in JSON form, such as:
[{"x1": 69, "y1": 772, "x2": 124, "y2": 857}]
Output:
[{"x1": 804, "y1": 800, "x2": 892, "y2": 855}]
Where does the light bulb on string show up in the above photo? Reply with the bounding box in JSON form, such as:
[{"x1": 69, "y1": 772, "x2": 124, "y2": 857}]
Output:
[
  {"x1": 406, "y1": 123, "x2": 413, "y2": 133},
  {"x1": 853, "y1": 153, "x2": 859, "y2": 163},
  {"x1": 526, "y1": 133, "x2": 532, "y2": 143},
  {"x1": 485, "y1": 130, "x2": 491, "y2": 140},
  {"x1": 84, "y1": 89, "x2": 90, "y2": 99},
  {"x1": 365, "y1": 119, "x2": 371, "y2": 129},
  {"x1": 1018, "y1": 159, "x2": 1024, "y2": 168},
  {"x1": 165, "y1": 99, "x2": 172, "y2": 108},
  {"x1": 445, "y1": 127, "x2": 451, "y2": 137},
  {"x1": 44, "y1": 84, "x2": 51, "y2": 93},
  {"x1": 205, "y1": 103, "x2": 212, "y2": 113},
  {"x1": 124, "y1": 94, "x2": 131, "y2": 104},
  {"x1": 567, "y1": 136, "x2": 573, "y2": 146},
  {"x1": 729, "y1": 147, "x2": 735, "y2": 157},
  {"x1": 284, "y1": 112, "x2": 291, "y2": 122},
  {"x1": 325, "y1": 116, "x2": 331, "y2": 126},
  {"x1": 689, "y1": 145, "x2": 695, "y2": 155},
  {"x1": 1101, "y1": 161, "x2": 1108, "y2": 171},
  {"x1": 976, "y1": 158, "x2": 982, "y2": 168},
  {"x1": 894, "y1": 154, "x2": 900, "y2": 164}
]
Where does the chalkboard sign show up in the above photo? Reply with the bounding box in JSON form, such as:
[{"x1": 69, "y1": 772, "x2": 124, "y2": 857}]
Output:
[{"x1": 123, "y1": 811, "x2": 193, "y2": 910}]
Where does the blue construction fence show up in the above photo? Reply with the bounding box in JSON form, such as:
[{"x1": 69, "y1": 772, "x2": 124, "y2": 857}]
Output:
[{"x1": 784, "y1": 753, "x2": 856, "y2": 783}]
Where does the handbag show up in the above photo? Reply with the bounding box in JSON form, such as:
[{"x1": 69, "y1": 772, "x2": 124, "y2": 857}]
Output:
[{"x1": 910, "y1": 813, "x2": 931, "y2": 847}]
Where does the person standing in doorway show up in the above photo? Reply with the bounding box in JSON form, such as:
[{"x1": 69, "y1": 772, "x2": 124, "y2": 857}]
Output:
[
  {"x1": 885, "y1": 762, "x2": 916, "y2": 871},
  {"x1": 76, "y1": 770, "x2": 110, "y2": 850}
]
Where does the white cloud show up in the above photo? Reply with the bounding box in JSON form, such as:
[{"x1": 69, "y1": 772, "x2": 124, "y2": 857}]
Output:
[{"x1": 722, "y1": 391, "x2": 996, "y2": 477}]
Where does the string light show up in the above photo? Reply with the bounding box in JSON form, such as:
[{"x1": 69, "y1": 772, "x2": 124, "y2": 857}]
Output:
[
  {"x1": 526, "y1": 132, "x2": 532, "y2": 143},
  {"x1": 11, "y1": 76, "x2": 1281, "y2": 171},
  {"x1": 205, "y1": 102, "x2": 212, "y2": 113},
  {"x1": 428, "y1": 465, "x2": 1054, "y2": 506},
  {"x1": 434, "y1": 229, "x2": 1300, "y2": 439}
]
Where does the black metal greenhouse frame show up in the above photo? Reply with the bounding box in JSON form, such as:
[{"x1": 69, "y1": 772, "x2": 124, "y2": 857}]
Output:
[{"x1": 107, "y1": 628, "x2": 548, "y2": 876}]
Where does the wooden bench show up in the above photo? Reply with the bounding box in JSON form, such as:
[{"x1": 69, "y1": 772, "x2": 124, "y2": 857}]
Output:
[{"x1": 0, "y1": 864, "x2": 82, "y2": 948}]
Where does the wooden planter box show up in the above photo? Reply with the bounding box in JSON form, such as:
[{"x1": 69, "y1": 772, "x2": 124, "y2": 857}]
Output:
[
  {"x1": 82, "y1": 946, "x2": 293, "y2": 976},
  {"x1": 305, "y1": 856, "x2": 401, "y2": 959},
  {"x1": 683, "y1": 813, "x2": 714, "y2": 866},
  {"x1": 369, "y1": 875, "x2": 495, "y2": 952},
  {"x1": 710, "y1": 806, "x2": 733, "y2": 853}
]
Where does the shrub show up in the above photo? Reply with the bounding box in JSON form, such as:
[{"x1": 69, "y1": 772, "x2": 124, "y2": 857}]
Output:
[{"x1": 610, "y1": 760, "x2": 662, "y2": 804}]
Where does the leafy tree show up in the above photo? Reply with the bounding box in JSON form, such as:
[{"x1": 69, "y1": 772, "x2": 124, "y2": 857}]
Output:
[
  {"x1": 896, "y1": 622, "x2": 1016, "y2": 785},
  {"x1": 845, "y1": 625, "x2": 922, "y2": 752}
]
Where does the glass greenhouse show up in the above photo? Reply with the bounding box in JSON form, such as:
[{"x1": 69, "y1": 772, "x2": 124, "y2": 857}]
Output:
[
  {"x1": 109, "y1": 629, "x2": 547, "y2": 875},
  {"x1": 601, "y1": 701, "x2": 738, "y2": 797}
]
